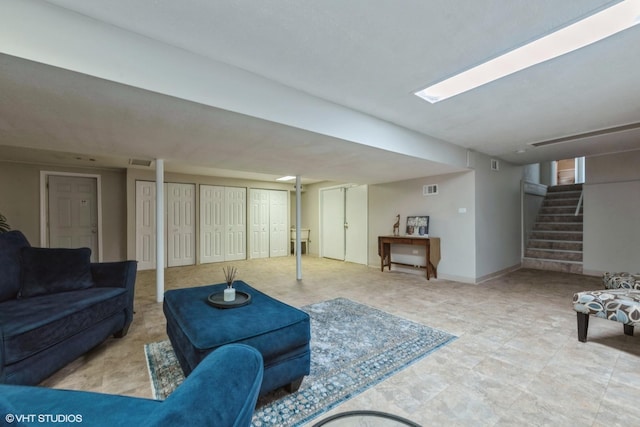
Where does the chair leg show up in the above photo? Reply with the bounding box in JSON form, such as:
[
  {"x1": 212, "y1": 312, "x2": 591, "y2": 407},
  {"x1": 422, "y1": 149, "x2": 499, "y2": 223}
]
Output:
[
  {"x1": 577, "y1": 312, "x2": 589, "y2": 342},
  {"x1": 624, "y1": 324, "x2": 634, "y2": 336}
]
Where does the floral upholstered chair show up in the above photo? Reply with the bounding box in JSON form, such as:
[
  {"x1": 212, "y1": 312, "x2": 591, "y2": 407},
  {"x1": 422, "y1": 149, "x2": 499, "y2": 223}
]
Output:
[
  {"x1": 573, "y1": 272, "x2": 640, "y2": 342},
  {"x1": 603, "y1": 272, "x2": 640, "y2": 290}
]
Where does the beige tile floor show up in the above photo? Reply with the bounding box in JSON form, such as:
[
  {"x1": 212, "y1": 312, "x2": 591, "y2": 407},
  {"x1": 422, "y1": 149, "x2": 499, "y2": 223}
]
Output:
[{"x1": 40, "y1": 257, "x2": 640, "y2": 426}]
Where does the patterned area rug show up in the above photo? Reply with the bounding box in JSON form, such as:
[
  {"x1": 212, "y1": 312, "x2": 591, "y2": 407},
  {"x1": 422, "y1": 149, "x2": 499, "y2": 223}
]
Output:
[{"x1": 145, "y1": 297, "x2": 456, "y2": 426}]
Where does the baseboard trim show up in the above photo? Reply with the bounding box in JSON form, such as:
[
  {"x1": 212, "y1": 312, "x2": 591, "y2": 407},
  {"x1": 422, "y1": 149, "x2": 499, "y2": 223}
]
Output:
[
  {"x1": 474, "y1": 263, "x2": 522, "y2": 284},
  {"x1": 582, "y1": 269, "x2": 605, "y2": 277}
]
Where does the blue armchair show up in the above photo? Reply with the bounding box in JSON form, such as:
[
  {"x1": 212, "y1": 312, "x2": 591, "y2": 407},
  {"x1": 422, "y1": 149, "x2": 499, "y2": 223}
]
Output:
[{"x1": 0, "y1": 344, "x2": 263, "y2": 427}]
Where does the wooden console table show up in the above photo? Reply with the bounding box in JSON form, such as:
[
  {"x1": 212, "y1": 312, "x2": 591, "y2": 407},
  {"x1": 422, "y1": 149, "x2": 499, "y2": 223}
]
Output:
[{"x1": 378, "y1": 235, "x2": 440, "y2": 280}]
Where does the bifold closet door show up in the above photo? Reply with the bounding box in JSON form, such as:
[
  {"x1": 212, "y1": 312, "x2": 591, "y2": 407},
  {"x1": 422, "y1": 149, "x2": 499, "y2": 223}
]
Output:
[
  {"x1": 200, "y1": 185, "x2": 225, "y2": 264},
  {"x1": 250, "y1": 189, "x2": 270, "y2": 259},
  {"x1": 136, "y1": 180, "x2": 156, "y2": 270},
  {"x1": 249, "y1": 189, "x2": 288, "y2": 259},
  {"x1": 167, "y1": 183, "x2": 196, "y2": 267},
  {"x1": 225, "y1": 187, "x2": 247, "y2": 261}
]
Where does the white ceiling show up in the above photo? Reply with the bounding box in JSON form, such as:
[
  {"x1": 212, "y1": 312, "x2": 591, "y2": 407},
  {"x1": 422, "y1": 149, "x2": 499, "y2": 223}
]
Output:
[{"x1": 1, "y1": 0, "x2": 639, "y2": 184}]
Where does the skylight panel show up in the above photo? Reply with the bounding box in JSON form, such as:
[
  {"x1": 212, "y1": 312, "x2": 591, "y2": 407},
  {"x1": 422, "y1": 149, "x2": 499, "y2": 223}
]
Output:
[{"x1": 415, "y1": 0, "x2": 640, "y2": 103}]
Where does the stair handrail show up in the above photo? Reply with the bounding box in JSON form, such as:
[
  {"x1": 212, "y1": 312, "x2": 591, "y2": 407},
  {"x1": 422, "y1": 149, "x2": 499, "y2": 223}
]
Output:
[{"x1": 575, "y1": 190, "x2": 583, "y2": 216}]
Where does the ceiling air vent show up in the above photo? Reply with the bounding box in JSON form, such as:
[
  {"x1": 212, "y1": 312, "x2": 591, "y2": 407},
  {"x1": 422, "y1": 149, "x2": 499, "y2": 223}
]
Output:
[
  {"x1": 423, "y1": 184, "x2": 438, "y2": 196},
  {"x1": 530, "y1": 121, "x2": 640, "y2": 147},
  {"x1": 491, "y1": 159, "x2": 499, "y2": 171},
  {"x1": 129, "y1": 158, "x2": 152, "y2": 167}
]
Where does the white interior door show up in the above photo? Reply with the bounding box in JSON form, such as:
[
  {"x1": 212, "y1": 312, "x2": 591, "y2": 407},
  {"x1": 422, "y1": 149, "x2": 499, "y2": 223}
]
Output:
[
  {"x1": 269, "y1": 190, "x2": 288, "y2": 257},
  {"x1": 345, "y1": 185, "x2": 368, "y2": 265},
  {"x1": 136, "y1": 180, "x2": 156, "y2": 270},
  {"x1": 200, "y1": 185, "x2": 225, "y2": 264},
  {"x1": 167, "y1": 183, "x2": 195, "y2": 267},
  {"x1": 48, "y1": 175, "x2": 99, "y2": 261},
  {"x1": 250, "y1": 189, "x2": 269, "y2": 259},
  {"x1": 225, "y1": 187, "x2": 247, "y2": 261},
  {"x1": 321, "y1": 187, "x2": 345, "y2": 260}
]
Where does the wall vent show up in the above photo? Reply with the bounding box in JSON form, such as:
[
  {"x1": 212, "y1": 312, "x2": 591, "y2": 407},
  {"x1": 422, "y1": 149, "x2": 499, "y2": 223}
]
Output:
[
  {"x1": 129, "y1": 158, "x2": 153, "y2": 167},
  {"x1": 423, "y1": 184, "x2": 438, "y2": 196},
  {"x1": 490, "y1": 159, "x2": 499, "y2": 171}
]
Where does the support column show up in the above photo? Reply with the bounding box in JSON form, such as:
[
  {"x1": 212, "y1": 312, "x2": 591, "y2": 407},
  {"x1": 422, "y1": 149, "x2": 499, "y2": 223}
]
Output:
[
  {"x1": 295, "y1": 175, "x2": 302, "y2": 281},
  {"x1": 575, "y1": 156, "x2": 585, "y2": 184},
  {"x1": 156, "y1": 159, "x2": 165, "y2": 303},
  {"x1": 550, "y1": 161, "x2": 558, "y2": 187}
]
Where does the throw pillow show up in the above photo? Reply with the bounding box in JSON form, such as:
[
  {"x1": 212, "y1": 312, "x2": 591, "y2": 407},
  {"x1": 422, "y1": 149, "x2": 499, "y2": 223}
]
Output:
[
  {"x1": 19, "y1": 247, "x2": 93, "y2": 298},
  {"x1": 0, "y1": 230, "x2": 31, "y2": 302}
]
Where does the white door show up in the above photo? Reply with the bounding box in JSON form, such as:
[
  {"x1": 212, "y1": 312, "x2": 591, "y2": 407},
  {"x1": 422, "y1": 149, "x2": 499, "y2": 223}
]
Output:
[
  {"x1": 269, "y1": 190, "x2": 288, "y2": 257},
  {"x1": 250, "y1": 189, "x2": 270, "y2": 259},
  {"x1": 225, "y1": 187, "x2": 247, "y2": 261},
  {"x1": 167, "y1": 183, "x2": 196, "y2": 267},
  {"x1": 136, "y1": 181, "x2": 156, "y2": 270},
  {"x1": 200, "y1": 185, "x2": 225, "y2": 264},
  {"x1": 321, "y1": 187, "x2": 346, "y2": 260},
  {"x1": 345, "y1": 185, "x2": 368, "y2": 265},
  {"x1": 48, "y1": 175, "x2": 99, "y2": 261}
]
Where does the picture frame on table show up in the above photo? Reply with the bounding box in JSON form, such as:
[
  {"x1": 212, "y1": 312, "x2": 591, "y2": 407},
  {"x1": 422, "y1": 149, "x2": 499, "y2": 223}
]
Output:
[{"x1": 406, "y1": 216, "x2": 429, "y2": 237}]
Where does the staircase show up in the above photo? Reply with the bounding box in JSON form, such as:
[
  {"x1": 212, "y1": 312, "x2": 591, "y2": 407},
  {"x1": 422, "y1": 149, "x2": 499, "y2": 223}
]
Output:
[{"x1": 522, "y1": 183, "x2": 583, "y2": 274}]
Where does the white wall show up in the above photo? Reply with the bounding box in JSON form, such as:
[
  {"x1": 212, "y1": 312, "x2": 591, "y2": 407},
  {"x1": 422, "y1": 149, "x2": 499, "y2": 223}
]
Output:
[
  {"x1": 368, "y1": 172, "x2": 477, "y2": 282},
  {"x1": 0, "y1": 161, "x2": 127, "y2": 261},
  {"x1": 539, "y1": 161, "x2": 553, "y2": 186},
  {"x1": 583, "y1": 150, "x2": 640, "y2": 274},
  {"x1": 304, "y1": 161, "x2": 523, "y2": 283},
  {"x1": 473, "y1": 152, "x2": 523, "y2": 280},
  {"x1": 522, "y1": 163, "x2": 540, "y2": 183}
]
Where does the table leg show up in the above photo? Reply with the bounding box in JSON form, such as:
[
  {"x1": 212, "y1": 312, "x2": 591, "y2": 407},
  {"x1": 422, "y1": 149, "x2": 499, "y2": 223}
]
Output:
[{"x1": 425, "y1": 242, "x2": 430, "y2": 279}]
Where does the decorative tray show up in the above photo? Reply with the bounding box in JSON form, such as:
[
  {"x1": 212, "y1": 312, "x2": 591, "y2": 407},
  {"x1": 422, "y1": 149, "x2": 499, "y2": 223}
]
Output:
[{"x1": 207, "y1": 291, "x2": 252, "y2": 309}]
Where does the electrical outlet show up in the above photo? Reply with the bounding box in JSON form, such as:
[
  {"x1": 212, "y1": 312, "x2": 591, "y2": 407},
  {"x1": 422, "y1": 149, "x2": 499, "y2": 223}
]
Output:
[{"x1": 412, "y1": 250, "x2": 419, "y2": 254}]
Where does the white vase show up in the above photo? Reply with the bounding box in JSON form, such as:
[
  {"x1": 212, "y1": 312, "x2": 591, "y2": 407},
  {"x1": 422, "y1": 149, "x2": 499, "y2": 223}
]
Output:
[{"x1": 223, "y1": 287, "x2": 236, "y2": 302}]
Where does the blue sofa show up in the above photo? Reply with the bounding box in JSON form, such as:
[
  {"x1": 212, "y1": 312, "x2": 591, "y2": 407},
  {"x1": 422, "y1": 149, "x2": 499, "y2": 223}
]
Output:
[
  {"x1": 0, "y1": 231, "x2": 137, "y2": 385},
  {"x1": 0, "y1": 344, "x2": 263, "y2": 427}
]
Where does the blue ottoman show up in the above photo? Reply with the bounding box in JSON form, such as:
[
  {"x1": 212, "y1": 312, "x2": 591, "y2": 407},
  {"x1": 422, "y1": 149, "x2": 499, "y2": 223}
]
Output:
[{"x1": 163, "y1": 281, "x2": 310, "y2": 395}]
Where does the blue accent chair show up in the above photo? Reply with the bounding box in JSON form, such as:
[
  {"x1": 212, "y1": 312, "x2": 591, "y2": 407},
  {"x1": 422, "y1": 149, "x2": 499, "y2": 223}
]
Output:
[{"x1": 0, "y1": 344, "x2": 263, "y2": 427}]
